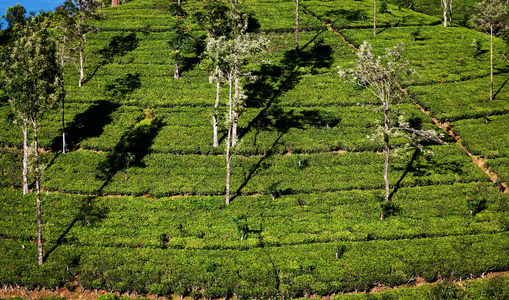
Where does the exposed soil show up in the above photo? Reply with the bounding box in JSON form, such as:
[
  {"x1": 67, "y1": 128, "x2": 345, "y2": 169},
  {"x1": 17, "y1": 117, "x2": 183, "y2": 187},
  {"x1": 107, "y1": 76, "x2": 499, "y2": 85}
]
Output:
[
  {"x1": 411, "y1": 100, "x2": 508, "y2": 194},
  {"x1": 1, "y1": 272, "x2": 509, "y2": 299}
]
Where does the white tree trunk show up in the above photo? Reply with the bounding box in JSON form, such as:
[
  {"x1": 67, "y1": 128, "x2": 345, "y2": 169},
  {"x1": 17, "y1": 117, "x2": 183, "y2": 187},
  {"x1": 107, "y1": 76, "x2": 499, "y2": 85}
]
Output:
[
  {"x1": 34, "y1": 121, "x2": 43, "y2": 265},
  {"x1": 22, "y1": 123, "x2": 29, "y2": 194},
  {"x1": 443, "y1": 6, "x2": 448, "y2": 26},
  {"x1": 79, "y1": 41, "x2": 84, "y2": 87},
  {"x1": 174, "y1": 61, "x2": 180, "y2": 79},
  {"x1": 61, "y1": 35, "x2": 66, "y2": 153},
  {"x1": 381, "y1": 141, "x2": 390, "y2": 220},
  {"x1": 62, "y1": 95, "x2": 66, "y2": 153},
  {"x1": 442, "y1": 0, "x2": 448, "y2": 27},
  {"x1": 232, "y1": 55, "x2": 240, "y2": 147},
  {"x1": 213, "y1": 81, "x2": 220, "y2": 147},
  {"x1": 490, "y1": 24, "x2": 493, "y2": 100},
  {"x1": 225, "y1": 75, "x2": 233, "y2": 205},
  {"x1": 225, "y1": 127, "x2": 231, "y2": 205}
]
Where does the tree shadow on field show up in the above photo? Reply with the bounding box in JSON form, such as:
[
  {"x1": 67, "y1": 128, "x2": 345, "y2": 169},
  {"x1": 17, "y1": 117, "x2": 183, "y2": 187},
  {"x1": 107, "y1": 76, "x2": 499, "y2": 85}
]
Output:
[
  {"x1": 237, "y1": 30, "x2": 334, "y2": 140},
  {"x1": 43, "y1": 196, "x2": 108, "y2": 263},
  {"x1": 51, "y1": 100, "x2": 121, "y2": 152},
  {"x1": 390, "y1": 142, "x2": 464, "y2": 200},
  {"x1": 96, "y1": 114, "x2": 164, "y2": 192},
  {"x1": 493, "y1": 73, "x2": 509, "y2": 100},
  {"x1": 104, "y1": 72, "x2": 142, "y2": 101},
  {"x1": 229, "y1": 31, "x2": 336, "y2": 200},
  {"x1": 83, "y1": 32, "x2": 141, "y2": 85}
]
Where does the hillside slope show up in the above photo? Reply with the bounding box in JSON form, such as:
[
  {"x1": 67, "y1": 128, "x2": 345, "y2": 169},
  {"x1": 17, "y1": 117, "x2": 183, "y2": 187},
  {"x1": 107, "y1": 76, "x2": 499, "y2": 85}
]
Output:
[{"x1": 1, "y1": 0, "x2": 509, "y2": 298}]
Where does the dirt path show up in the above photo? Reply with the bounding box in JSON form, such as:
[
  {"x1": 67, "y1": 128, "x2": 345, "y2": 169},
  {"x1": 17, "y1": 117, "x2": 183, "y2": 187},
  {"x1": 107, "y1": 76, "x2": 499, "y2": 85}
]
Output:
[
  {"x1": 1, "y1": 271, "x2": 508, "y2": 299},
  {"x1": 301, "y1": 7, "x2": 508, "y2": 194}
]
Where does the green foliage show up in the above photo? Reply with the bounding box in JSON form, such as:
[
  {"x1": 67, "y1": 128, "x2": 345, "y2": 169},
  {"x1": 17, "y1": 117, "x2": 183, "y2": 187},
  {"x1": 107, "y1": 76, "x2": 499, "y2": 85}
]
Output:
[
  {"x1": 471, "y1": 38, "x2": 482, "y2": 57},
  {"x1": 1, "y1": 0, "x2": 509, "y2": 297},
  {"x1": 410, "y1": 26, "x2": 421, "y2": 41},
  {"x1": 4, "y1": 4, "x2": 26, "y2": 28},
  {"x1": 428, "y1": 281, "x2": 466, "y2": 299},
  {"x1": 380, "y1": 201, "x2": 401, "y2": 218},
  {"x1": 2, "y1": 15, "x2": 62, "y2": 125}
]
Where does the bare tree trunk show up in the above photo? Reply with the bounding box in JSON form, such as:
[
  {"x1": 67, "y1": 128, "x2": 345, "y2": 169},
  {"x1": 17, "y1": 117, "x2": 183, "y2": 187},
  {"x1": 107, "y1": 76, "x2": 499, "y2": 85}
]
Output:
[
  {"x1": 232, "y1": 114, "x2": 238, "y2": 147},
  {"x1": 22, "y1": 123, "x2": 29, "y2": 195},
  {"x1": 373, "y1": 0, "x2": 377, "y2": 36},
  {"x1": 78, "y1": 12, "x2": 84, "y2": 88},
  {"x1": 232, "y1": 56, "x2": 240, "y2": 147},
  {"x1": 78, "y1": 41, "x2": 84, "y2": 87},
  {"x1": 225, "y1": 127, "x2": 231, "y2": 205},
  {"x1": 34, "y1": 121, "x2": 43, "y2": 265},
  {"x1": 443, "y1": 2, "x2": 448, "y2": 26},
  {"x1": 61, "y1": 35, "x2": 66, "y2": 153},
  {"x1": 62, "y1": 93, "x2": 66, "y2": 153},
  {"x1": 225, "y1": 75, "x2": 233, "y2": 205},
  {"x1": 382, "y1": 106, "x2": 390, "y2": 220},
  {"x1": 174, "y1": 61, "x2": 180, "y2": 79},
  {"x1": 111, "y1": 0, "x2": 121, "y2": 6},
  {"x1": 213, "y1": 81, "x2": 220, "y2": 147},
  {"x1": 295, "y1": 0, "x2": 299, "y2": 50},
  {"x1": 490, "y1": 24, "x2": 493, "y2": 100},
  {"x1": 448, "y1": 0, "x2": 453, "y2": 26}
]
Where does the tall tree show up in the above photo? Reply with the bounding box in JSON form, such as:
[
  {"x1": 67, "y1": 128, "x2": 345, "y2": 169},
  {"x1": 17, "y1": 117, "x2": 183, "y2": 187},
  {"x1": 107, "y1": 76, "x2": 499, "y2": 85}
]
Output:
[
  {"x1": 441, "y1": 0, "x2": 453, "y2": 26},
  {"x1": 54, "y1": 4, "x2": 75, "y2": 153},
  {"x1": 4, "y1": 4, "x2": 26, "y2": 28},
  {"x1": 204, "y1": 2, "x2": 267, "y2": 204},
  {"x1": 339, "y1": 42, "x2": 443, "y2": 219},
  {"x1": 168, "y1": 19, "x2": 195, "y2": 79},
  {"x1": 229, "y1": 0, "x2": 268, "y2": 148},
  {"x1": 2, "y1": 15, "x2": 62, "y2": 264},
  {"x1": 192, "y1": 0, "x2": 231, "y2": 144},
  {"x1": 59, "y1": 0, "x2": 103, "y2": 88},
  {"x1": 204, "y1": 36, "x2": 235, "y2": 148},
  {"x1": 190, "y1": 0, "x2": 230, "y2": 38},
  {"x1": 471, "y1": 0, "x2": 507, "y2": 101}
]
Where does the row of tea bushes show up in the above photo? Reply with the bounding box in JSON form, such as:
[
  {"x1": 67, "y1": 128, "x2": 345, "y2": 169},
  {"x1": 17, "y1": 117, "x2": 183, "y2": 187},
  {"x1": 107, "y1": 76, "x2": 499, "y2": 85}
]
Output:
[
  {"x1": 409, "y1": 75, "x2": 509, "y2": 122},
  {"x1": 486, "y1": 157, "x2": 509, "y2": 184},
  {"x1": 334, "y1": 275, "x2": 509, "y2": 299},
  {"x1": 0, "y1": 100, "x2": 446, "y2": 155},
  {"x1": 2, "y1": 181, "x2": 506, "y2": 251},
  {"x1": 303, "y1": 0, "x2": 440, "y2": 29},
  {"x1": 340, "y1": 26, "x2": 504, "y2": 86},
  {"x1": 2, "y1": 232, "x2": 509, "y2": 298},
  {"x1": 38, "y1": 144, "x2": 488, "y2": 196},
  {"x1": 454, "y1": 114, "x2": 509, "y2": 159}
]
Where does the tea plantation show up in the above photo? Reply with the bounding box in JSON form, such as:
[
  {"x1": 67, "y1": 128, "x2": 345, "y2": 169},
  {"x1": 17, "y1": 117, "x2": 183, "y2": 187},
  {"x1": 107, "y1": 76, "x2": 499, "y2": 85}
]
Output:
[{"x1": 1, "y1": 0, "x2": 509, "y2": 298}]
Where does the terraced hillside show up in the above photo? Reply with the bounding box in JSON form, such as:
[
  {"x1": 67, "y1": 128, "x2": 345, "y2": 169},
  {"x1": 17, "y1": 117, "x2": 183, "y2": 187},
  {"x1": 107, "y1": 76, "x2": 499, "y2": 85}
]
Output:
[{"x1": 1, "y1": 0, "x2": 509, "y2": 298}]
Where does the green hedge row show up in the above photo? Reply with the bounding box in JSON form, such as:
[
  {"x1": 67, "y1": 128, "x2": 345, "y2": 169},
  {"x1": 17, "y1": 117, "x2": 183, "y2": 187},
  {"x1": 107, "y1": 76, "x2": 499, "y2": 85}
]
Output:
[
  {"x1": 340, "y1": 26, "x2": 506, "y2": 86},
  {"x1": 409, "y1": 75, "x2": 509, "y2": 122},
  {"x1": 1, "y1": 181, "x2": 507, "y2": 251},
  {"x1": 385, "y1": 0, "x2": 478, "y2": 28},
  {"x1": 333, "y1": 275, "x2": 509, "y2": 299},
  {"x1": 303, "y1": 0, "x2": 440, "y2": 30},
  {"x1": 454, "y1": 114, "x2": 509, "y2": 159},
  {"x1": 1, "y1": 100, "x2": 446, "y2": 155},
  {"x1": 486, "y1": 157, "x2": 509, "y2": 185},
  {"x1": 2, "y1": 232, "x2": 509, "y2": 298},
  {"x1": 35, "y1": 144, "x2": 488, "y2": 196}
]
